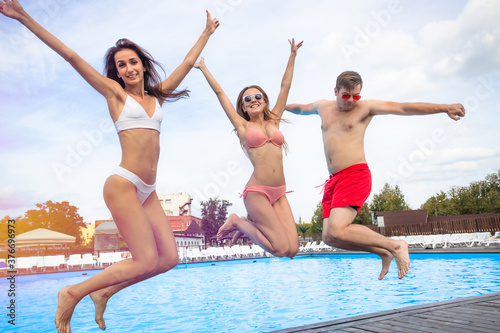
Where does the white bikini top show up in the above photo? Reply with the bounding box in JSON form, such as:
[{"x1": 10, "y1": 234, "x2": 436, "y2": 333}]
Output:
[{"x1": 114, "y1": 95, "x2": 163, "y2": 133}]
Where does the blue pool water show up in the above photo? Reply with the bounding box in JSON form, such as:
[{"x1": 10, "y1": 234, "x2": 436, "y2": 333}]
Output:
[{"x1": 1, "y1": 253, "x2": 500, "y2": 332}]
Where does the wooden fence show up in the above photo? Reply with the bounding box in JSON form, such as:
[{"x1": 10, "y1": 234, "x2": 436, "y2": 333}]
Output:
[{"x1": 368, "y1": 215, "x2": 500, "y2": 237}]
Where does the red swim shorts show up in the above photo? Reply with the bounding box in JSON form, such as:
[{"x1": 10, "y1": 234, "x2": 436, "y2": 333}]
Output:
[{"x1": 321, "y1": 163, "x2": 372, "y2": 219}]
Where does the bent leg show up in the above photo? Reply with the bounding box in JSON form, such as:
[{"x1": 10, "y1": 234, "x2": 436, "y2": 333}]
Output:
[
  {"x1": 90, "y1": 191, "x2": 178, "y2": 330},
  {"x1": 322, "y1": 227, "x2": 394, "y2": 280},
  {"x1": 272, "y1": 195, "x2": 299, "y2": 258},
  {"x1": 324, "y1": 207, "x2": 410, "y2": 279},
  {"x1": 56, "y1": 176, "x2": 161, "y2": 333},
  {"x1": 219, "y1": 192, "x2": 292, "y2": 257}
]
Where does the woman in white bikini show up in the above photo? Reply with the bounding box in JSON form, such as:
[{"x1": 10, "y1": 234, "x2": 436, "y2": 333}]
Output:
[{"x1": 0, "y1": 1, "x2": 218, "y2": 332}]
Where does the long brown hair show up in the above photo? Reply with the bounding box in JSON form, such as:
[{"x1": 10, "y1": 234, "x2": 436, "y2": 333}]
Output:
[
  {"x1": 236, "y1": 85, "x2": 278, "y2": 122},
  {"x1": 236, "y1": 85, "x2": 289, "y2": 153},
  {"x1": 104, "y1": 38, "x2": 189, "y2": 102}
]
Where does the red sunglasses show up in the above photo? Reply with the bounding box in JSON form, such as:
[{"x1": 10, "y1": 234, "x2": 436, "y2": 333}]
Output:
[{"x1": 341, "y1": 93, "x2": 361, "y2": 101}]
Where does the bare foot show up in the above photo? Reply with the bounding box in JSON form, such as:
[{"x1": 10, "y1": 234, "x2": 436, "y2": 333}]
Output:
[
  {"x1": 217, "y1": 213, "x2": 239, "y2": 241},
  {"x1": 378, "y1": 250, "x2": 394, "y2": 280},
  {"x1": 392, "y1": 240, "x2": 410, "y2": 279},
  {"x1": 55, "y1": 285, "x2": 80, "y2": 333},
  {"x1": 90, "y1": 290, "x2": 110, "y2": 330}
]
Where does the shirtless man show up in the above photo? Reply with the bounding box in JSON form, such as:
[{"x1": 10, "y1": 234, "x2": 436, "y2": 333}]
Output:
[{"x1": 286, "y1": 71, "x2": 465, "y2": 279}]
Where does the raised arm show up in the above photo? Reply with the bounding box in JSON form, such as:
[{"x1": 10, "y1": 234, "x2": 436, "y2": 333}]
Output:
[
  {"x1": 193, "y1": 57, "x2": 246, "y2": 134},
  {"x1": 272, "y1": 38, "x2": 303, "y2": 118},
  {"x1": 368, "y1": 100, "x2": 465, "y2": 120},
  {"x1": 0, "y1": 0, "x2": 120, "y2": 99},
  {"x1": 159, "y1": 11, "x2": 219, "y2": 93}
]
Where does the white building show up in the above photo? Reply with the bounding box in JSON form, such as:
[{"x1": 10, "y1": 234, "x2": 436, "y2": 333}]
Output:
[{"x1": 158, "y1": 193, "x2": 192, "y2": 216}]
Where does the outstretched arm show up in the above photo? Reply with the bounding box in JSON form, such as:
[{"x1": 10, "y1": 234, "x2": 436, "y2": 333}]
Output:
[
  {"x1": 0, "y1": 0, "x2": 120, "y2": 99},
  {"x1": 193, "y1": 57, "x2": 246, "y2": 134},
  {"x1": 272, "y1": 38, "x2": 303, "y2": 119},
  {"x1": 159, "y1": 11, "x2": 219, "y2": 93},
  {"x1": 368, "y1": 100, "x2": 465, "y2": 120},
  {"x1": 285, "y1": 101, "x2": 324, "y2": 116}
]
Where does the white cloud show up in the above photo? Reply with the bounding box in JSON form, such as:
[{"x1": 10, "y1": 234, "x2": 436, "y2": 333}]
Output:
[
  {"x1": 443, "y1": 161, "x2": 478, "y2": 171},
  {"x1": 433, "y1": 147, "x2": 500, "y2": 165},
  {"x1": 419, "y1": 0, "x2": 500, "y2": 77}
]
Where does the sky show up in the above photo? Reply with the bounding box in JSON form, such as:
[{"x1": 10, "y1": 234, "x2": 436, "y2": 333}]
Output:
[{"x1": 1, "y1": 0, "x2": 499, "y2": 225}]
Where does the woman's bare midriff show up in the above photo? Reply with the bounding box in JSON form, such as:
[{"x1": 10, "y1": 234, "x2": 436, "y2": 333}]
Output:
[
  {"x1": 118, "y1": 129, "x2": 160, "y2": 185},
  {"x1": 246, "y1": 146, "x2": 286, "y2": 187}
]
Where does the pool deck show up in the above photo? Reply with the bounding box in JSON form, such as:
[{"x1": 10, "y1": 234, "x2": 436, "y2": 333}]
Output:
[{"x1": 269, "y1": 292, "x2": 500, "y2": 333}]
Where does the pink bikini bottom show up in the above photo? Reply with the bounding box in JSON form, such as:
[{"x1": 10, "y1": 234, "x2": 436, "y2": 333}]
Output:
[{"x1": 240, "y1": 185, "x2": 292, "y2": 205}]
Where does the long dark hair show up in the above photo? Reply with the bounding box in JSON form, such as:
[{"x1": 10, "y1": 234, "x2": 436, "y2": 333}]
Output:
[{"x1": 104, "y1": 38, "x2": 189, "y2": 102}]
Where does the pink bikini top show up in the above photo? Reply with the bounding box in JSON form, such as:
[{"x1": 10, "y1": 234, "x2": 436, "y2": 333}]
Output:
[
  {"x1": 244, "y1": 121, "x2": 284, "y2": 151},
  {"x1": 114, "y1": 94, "x2": 162, "y2": 133}
]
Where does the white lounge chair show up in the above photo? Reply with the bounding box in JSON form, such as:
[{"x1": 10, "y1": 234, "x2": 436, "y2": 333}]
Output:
[
  {"x1": 81, "y1": 253, "x2": 96, "y2": 269},
  {"x1": 178, "y1": 247, "x2": 188, "y2": 263},
  {"x1": 239, "y1": 245, "x2": 255, "y2": 258},
  {"x1": 187, "y1": 248, "x2": 207, "y2": 262},
  {"x1": 97, "y1": 252, "x2": 115, "y2": 267},
  {"x1": 251, "y1": 245, "x2": 267, "y2": 257},
  {"x1": 448, "y1": 233, "x2": 474, "y2": 247},
  {"x1": 30, "y1": 256, "x2": 45, "y2": 271},
  {"x1": 469, "y1": 232, "x2": 492, "y2": 247},
  {"x1": 228, "y1": 245, "x2": 243, "y2": 259},
  {"x1": 301, "y1": 242, "x2": 312, "y2": 252},
  {"x1": 422, "y1": 235, "x2": 436, "y2": 249},
  {"x1": 483, "y1": 231, "x2": 500, "y2": 247},
  {"x1": 206, "y1": 247, "x2": 228, "y2": 260},
  {"x1": 112, "y1": 252, "x2": 124, "y2": 264},
  {"x1": 16, "y1": 257, "x2": 34, "y2": 273},
  {"x1": 67, "y1": 254, "x2": 83, "y2": 270},
  {"x1": 406, "y1": 235, "x2": 425, "y2": 248},
  {"x1": 42, "y1": 255, "x2": 65, "y2": 271},
  {"x1": 223, "y1": 246, "x2": 239, "y2": 259},
  {"x1": 318, "y1": 241, "x2": 332, "y2": 252},
  {"x1": 430, "y1": 234, "x2": 450, "y2": 249}
]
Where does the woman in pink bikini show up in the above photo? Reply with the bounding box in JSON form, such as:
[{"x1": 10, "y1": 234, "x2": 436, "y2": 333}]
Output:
[
  {"x1": 0, "y1": 1, "x2": 218, "y2": 332},
  {"x1": 194, "y1": 38, "x2": 303, "y2": 258}
]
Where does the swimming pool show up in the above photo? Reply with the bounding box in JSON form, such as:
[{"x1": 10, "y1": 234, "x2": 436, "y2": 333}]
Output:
[{"x1": 1, "y1": 253, "x2": 500, "y2": 332}]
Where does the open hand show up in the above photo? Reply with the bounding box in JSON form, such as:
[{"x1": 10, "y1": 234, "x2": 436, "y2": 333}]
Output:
[
  {"x1": 289, "y1": 38, "x2": 304, "y2": 54},
  {"x1": 205, "y1": 10, "x2": 220, "y2": 35},
  {"x1": 0, "y1": 0, "x2": 25, "y2": 20},
  {"x1": 193, "y1": 57, "x2": 206, "y2": 70}
]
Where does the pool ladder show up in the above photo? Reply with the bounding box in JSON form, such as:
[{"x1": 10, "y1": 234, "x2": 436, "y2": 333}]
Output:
[{"x1": 179, "y1": 246, "x2": 188, "y2": 268}]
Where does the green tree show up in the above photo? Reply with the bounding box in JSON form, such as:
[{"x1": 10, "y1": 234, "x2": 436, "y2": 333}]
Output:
[
  {"x1": 200, "y1": 197, "x2": 232, "y2": 242},
  {"x1": 296, "y1": 223, "x2": 310, "y2": 240},
  {"x1": 369, "y1": 183, "x2": 410, "y2": 212},
  {"x1": 483, "y1": 170, "x2": 500, "y2": 213},
  {"x1": 310, "y1": 201, "x2": 323, "y2": 240},
  {"x1": 352, "y1": 203, "x2": 372, "y2": 225},
  {"x1": 4, "y1": 201, "x2": 86, "y2": 243},
  {"x1": 420, "y1": 170, "x2": 500, "y2": 215},
  {"x1": 420, "y1": 191, "x2": 454, "y2": 216},
  {"x1": 0, "y1": 215, "x2": 22, "y2": 243}
]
